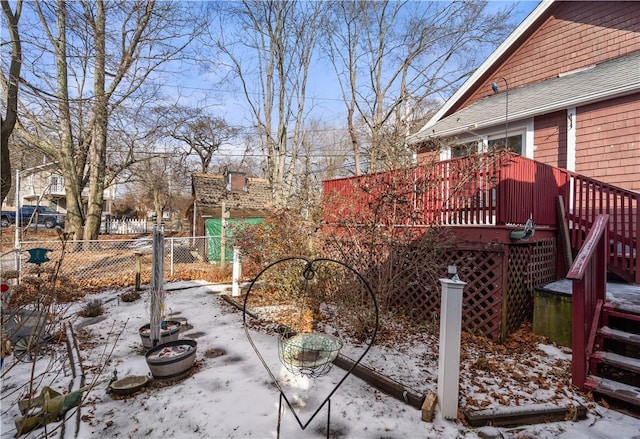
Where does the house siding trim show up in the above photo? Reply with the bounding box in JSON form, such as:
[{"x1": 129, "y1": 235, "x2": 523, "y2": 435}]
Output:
[{"x1": 567, "y1": 107, "x2": 576, "y2": 172}]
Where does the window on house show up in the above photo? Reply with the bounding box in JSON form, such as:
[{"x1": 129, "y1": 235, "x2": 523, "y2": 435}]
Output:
[
  {"x1": 488, "y1": 134, "x2": 523, "y2": 155},
  {"x1": 50, "y1": 175, "x2": 64, "y2": 193},
  {"x1": 444, "y1": 125, "x2": 529, "y2": 161},
  {"x1": 451, "y1": 141, "x2": 479, "y2": 158}
]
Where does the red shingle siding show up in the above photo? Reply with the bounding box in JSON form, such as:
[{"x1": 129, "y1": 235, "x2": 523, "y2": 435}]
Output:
[
  {"x1": 463, "y1": 1, "x2": 640, "y2": 108},
  {"x1": 576, "y1": 93, "x2": 640, "y2": 192},
  {"x1": 416, "y1": 149, "x2": 440, "y2": 166},
  {"x1": 534, "y1": 110, "x2": 567, "y2": 169}
]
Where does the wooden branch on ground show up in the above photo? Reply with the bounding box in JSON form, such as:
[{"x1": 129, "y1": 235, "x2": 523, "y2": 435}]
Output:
[
  {"x1": 464, "y1": 403, "x2": 587, "y2": 427},
  {"x1": 333, "y1": 354, "x2": 425, "y2": 410}
]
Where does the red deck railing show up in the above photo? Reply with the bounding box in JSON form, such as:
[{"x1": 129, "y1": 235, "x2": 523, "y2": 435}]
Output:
[
  {"x1": 566, "y1": 173, "x2": 639, "y2": 283},
  {"x1": 566, "y1": 214, "x2": 609, "y2": 389},
  {"x1": 323, "y1": 153, "x2": 638, "y2": 283}
]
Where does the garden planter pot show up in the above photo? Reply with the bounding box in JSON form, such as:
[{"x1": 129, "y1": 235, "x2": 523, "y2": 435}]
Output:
[
  {"x1": 139, "y1": 320, "x2": 181, "y2": 350},
  {"x1": 145, "y1": 339, "x2": 197, "y2": 380},
  {"x1": 109, "y1": 375, "x2": 150, "y2": 396}
]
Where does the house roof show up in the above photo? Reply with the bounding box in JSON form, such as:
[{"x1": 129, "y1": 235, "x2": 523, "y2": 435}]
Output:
[
  {"x1": 197, "y1": 206, "x2": 272, "y2": 219},
  {"x1": 409, "y1": 0, "x2": 555, "y2": 144},
  {"x1": 409, "y1": 50, "x2": 640, "y2": 141},
  {"x1": 191, "y1": 173, "x2": 274, "y2": 215}
]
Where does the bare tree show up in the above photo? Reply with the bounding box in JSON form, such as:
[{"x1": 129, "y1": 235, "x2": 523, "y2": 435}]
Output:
[
  {"x1": 0, "y1": 0, "x2": 22, "y2": 204},
  {"x1": 14, "y1": 0, "x2": 204, "y2": 239},
  {"x1": 323, "y1": 0, "x2": 514, "y2": 173},
  {"x1": 130, "y1": 151, "x2": 189, "y2": 224},
  {"x1": 104, "y1": 104, "x2": 161, "y2": 190},
  {"x1": 322, "y1": 1, "x2": 362, "y2": 175},
  {"x1": 155, "y1": 104, "x2": 239, "y2": 173},
  {"x1": 214, "y1": 0, "x2": 325, "y2": 206},
  {"x1": 211, "y1": 129, "x2": 265, "y2": 178},
  {"x1": 288, "y1": 119, "x2": 351, "y2": 215},
  {"x1": 106, "y1": 108, "x2": 192, "y2": 223}
]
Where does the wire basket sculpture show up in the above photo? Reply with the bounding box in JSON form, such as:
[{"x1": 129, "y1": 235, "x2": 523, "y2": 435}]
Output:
[
  {"x1": 242, "y1": 257, "x2": 378, "y2": 439},
  {"x1": 277, "y1": 327, "x2": 343, "y2": 378}
]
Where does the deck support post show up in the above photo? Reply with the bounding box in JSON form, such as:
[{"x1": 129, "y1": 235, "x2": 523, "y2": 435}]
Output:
[{"x1": 437, "y1": 274, "x2": 467, "y2": 419}]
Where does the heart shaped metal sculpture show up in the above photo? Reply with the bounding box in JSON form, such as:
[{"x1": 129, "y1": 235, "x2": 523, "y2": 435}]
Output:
[{"x1": 243, "y1": 257, "x2": 378, "y2": 438}]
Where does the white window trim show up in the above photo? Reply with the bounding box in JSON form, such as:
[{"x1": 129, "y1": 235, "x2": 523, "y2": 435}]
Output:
[
  {"x1": 567, "y1": 107, "x2": 576, "y2": 211},
  {"x1": 447, "y1": 119, "x2": 534, "y2": 158},
  {"x1": 524, "y1": 118, "x2": 534, "y2": 159}
]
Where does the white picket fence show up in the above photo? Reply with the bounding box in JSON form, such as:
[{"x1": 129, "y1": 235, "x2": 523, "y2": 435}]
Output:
[{"x1": 102, "y1": 218, "x2": 149, "y2": 234}]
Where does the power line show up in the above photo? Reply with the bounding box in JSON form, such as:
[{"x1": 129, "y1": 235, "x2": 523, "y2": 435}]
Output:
[
  {"x1": 163, "y1": 82, "x2": 348, "y2": 104},
  {"x1": 106, "y1": 148, "x2": 356, "y2": 160}
]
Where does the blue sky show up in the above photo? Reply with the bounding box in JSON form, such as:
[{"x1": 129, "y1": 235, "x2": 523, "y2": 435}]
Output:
[
  {"x1": 301, "y1": 1, "x2": 541, "y2": 122},
  {"x1": 160, "y1": 1, "x2": 542, "y2": 133},
  {"x1": 0, "y1": 0, "x2": 542, "y2": 164}
]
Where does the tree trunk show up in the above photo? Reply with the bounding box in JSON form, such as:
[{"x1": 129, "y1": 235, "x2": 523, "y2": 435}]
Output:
[
  {"x1": 54, "y1": 0, "x2": 85, "y2": 240},
  {"x1": 153, "y1": 189, "x2": 164, "y2": 227},
  {"x1": 84, "y1": 0, "x2": 107, "y2": 240},
  {"x1": 0, "y1": 0, "x2": 22, "y2": 204}
]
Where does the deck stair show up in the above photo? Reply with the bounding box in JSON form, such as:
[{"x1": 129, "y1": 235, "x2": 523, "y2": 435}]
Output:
[{"x1": 586, "y1": 295, "x2": 640, "y2": 408}]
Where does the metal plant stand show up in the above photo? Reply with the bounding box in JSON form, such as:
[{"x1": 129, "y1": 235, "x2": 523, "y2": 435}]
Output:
[{"x1": 243, "y1": 257, "x2": 378, "y2": 439}]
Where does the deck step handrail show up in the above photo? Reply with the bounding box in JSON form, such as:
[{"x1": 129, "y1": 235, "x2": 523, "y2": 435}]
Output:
[{"x1": 566, "y1": 214, "x2": 609, "y2": 389}]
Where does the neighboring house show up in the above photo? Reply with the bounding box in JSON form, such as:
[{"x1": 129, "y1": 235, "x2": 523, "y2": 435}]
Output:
[
  {"x1": 191, "y1": 171, "x2": 273, "y2": 262},
  {"x1": 5, "y1": 162, "x2": 116, "y2": 217},
  {"x1": 408, "y1": 0, "x2": 640, "y2": 194},
  {"x1": 17, "y1": 163, "x2": 66, "y2": 214}
]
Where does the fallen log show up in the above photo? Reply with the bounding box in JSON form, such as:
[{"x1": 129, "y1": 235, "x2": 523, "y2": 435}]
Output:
[
  {"x1": 464, "y1": 403, "x2": 588, "y2": 427},
  {"x1": 333, "y1": 354, "x2": 425, "y2": 410}
]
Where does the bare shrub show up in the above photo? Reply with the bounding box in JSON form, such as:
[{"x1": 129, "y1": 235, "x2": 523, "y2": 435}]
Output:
[
  {"x1": 119, "y1": 291, "x2": 141, "y2": 303},
  {"x1": 322, "y1": 152, "x2": 507, "y2": 330},
  {"x1": 78, "y1": 299, "x2": 105, "y2": 318},
  {"x1": 229, "y1": 208, "x2": 321, "y2": 280},
  {"x1": 243, "y1": 258, "x2": 378, "y2": 348},
  {"x1": 1, "y1": 231, "x2": 83, "y2": 401}
]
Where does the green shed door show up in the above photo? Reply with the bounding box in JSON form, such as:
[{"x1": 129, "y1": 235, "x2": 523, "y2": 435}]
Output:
[{"x1": 205, "y1": 218, "x2": 264, "y2": 263}]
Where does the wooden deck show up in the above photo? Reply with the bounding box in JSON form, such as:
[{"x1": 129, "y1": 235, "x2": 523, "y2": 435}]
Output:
[{"x1": 324, "y1": 153, "x2": 638, "y2": 283}]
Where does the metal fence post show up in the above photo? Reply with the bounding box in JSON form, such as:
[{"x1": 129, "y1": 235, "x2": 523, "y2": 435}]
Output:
[{"x1": 170, "y1": 237, "x2": 174, "y2": 277}]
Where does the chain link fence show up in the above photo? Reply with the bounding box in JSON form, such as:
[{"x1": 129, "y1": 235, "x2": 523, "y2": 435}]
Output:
[{"x1": 2, "y1": 236, "x2": 231, "y2": 290}]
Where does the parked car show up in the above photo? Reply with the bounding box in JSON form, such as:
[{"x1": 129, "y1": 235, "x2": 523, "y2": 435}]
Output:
[{"x1": 0, "y1": 205, "x2": 65, "y2": 229}]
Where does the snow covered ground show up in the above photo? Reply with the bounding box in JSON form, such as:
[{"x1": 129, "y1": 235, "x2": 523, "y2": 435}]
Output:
[{"x1": 1, "y1": 281, "x2": 639, "y2": 438}]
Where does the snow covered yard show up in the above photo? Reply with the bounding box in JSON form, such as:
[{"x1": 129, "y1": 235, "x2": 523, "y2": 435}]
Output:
[{"x1": 1, "y1": 282, "x2": 639, "y2": 438}]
